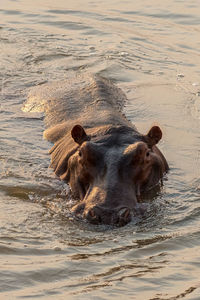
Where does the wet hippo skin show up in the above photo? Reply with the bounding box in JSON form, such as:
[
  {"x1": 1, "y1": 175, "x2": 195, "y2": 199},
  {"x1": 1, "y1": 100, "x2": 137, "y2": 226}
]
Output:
[{"x1": 28, "y1": 74, "x2": 169, "y2": 226}]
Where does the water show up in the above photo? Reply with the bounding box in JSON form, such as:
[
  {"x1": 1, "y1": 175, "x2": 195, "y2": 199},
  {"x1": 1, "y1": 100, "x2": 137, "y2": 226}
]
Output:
[{"x1": 0, "y1": 0, "x2": 200, "y2": 299}]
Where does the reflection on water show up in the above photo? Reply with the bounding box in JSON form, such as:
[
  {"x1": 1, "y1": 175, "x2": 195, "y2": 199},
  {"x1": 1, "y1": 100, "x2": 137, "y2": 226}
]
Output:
[{"x1": 0, "y1": 0, "x2": 200, "y2": 299}]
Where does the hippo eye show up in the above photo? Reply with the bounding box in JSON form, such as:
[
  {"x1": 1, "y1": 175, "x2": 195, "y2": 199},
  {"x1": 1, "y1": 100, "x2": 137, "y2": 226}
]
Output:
[{"x1": 146, "y1": 151, "x2": 150, "y2": 157}]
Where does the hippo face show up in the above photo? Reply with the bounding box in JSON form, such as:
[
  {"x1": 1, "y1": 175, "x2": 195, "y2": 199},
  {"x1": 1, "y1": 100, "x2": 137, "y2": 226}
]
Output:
[{"x1": 66, "y1": 125, "x2": 167, "y2": 226}]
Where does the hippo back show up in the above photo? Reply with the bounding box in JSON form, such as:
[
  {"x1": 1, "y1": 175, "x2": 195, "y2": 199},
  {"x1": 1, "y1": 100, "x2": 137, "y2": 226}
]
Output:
[{"x1": 23, "y1": 74, "x2": 131, "y2": 142}]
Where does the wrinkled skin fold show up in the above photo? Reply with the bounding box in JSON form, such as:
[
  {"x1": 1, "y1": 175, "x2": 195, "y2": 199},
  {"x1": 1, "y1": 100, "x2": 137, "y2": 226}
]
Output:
[{"x1": 27, "y1": 74, "x2": 168, "y2": 226}]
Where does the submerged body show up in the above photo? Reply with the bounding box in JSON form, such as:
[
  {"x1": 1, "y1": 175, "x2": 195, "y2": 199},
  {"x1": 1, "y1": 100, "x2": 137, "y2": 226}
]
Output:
[{"x1": 25, "y1": 74, "x2": 168, "y2": 225}]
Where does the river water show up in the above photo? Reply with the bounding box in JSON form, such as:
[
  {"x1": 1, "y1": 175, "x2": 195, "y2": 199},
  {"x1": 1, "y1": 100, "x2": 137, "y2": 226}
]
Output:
[{"x1": 0, "y1": 0, "x2": 200, "y2": 299}]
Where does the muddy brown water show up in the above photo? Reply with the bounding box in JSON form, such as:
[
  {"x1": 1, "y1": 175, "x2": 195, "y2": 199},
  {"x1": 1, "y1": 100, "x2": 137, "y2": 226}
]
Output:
[{"x1": 0, "y1": 0, "x2": 200, "y2": 299}]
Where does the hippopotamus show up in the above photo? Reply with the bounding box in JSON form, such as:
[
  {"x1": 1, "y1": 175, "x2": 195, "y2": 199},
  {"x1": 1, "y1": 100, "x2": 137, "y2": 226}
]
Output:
[{"x1": 25, "y1": 74, "x2": 168, "y2": 226}]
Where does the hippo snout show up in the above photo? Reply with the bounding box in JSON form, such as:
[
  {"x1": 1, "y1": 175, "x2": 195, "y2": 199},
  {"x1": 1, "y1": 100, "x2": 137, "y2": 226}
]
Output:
[{"x1": 84, "y1": 206, "x2": 131, "y2": 226}]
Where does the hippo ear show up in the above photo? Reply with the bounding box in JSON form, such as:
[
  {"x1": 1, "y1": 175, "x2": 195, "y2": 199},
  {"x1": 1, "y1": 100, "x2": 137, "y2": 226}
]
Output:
[
  {"x1": 71, "y1": 125, "x2": 89, "y2": 145},
  {"x1": 146, "y1": 126, "x2": 162, "y2": 147}
]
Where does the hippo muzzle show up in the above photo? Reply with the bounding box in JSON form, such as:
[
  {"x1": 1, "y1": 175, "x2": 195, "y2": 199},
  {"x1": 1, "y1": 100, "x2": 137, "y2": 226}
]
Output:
[
  {"x1": 71, "y1": 183, "x2": 137, "y2": 226},
  {"x1": 85, "y1": 206, "x2": 132, "y2": 226}
]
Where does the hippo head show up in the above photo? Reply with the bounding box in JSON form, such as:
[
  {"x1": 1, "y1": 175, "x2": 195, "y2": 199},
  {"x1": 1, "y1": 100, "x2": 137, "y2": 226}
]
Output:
[{"x1": 64, "y1": 124, "x2": 167, "y2": 226}]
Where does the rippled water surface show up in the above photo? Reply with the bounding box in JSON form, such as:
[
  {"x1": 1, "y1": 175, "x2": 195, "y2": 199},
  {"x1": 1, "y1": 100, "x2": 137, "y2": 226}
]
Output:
[{"x1": 1, "y1": 0, "x2": 200, "y2": 299}]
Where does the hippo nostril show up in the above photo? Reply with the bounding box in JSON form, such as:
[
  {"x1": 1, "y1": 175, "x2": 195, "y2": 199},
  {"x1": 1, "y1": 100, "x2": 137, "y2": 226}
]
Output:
[
  {"x1": 71, "y1": 202, "x2": 85, "y2": 215},
  {"x1": 118, "y1": 207, "x2": 130, "y2": 218},
  {"x1": 86, "y1": 208, "x2": 101, "y2": 224},
  {"x1": 88, "y1": 208, "x2": 95, "y2": 218},
  {"x1": 118, "y1": 208, "x2": 131, "y2": 226}
]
